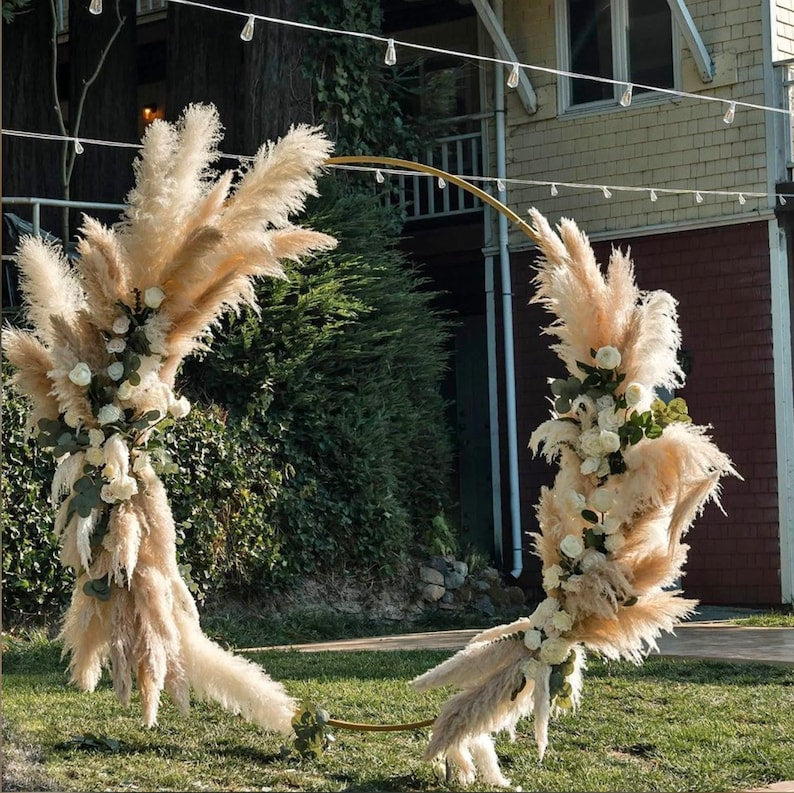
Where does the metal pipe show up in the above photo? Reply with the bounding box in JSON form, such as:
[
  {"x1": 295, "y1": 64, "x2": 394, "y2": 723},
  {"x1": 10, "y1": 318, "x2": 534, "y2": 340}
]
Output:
[
  {"x1": 493, "y1": 0, "x2": 523, "y2": 579},
  {"x1": 32, "y1": 202, "x2": 41, "y2": 238}
]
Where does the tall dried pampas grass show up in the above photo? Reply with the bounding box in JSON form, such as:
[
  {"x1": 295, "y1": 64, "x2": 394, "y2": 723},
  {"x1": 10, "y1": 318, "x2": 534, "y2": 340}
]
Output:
[
  {"x1": 2, "y1": 104, "x2": 336, "y2": 737},
  {"x1": 413, "y1": 209, "x2": 739, "y2": 785}
]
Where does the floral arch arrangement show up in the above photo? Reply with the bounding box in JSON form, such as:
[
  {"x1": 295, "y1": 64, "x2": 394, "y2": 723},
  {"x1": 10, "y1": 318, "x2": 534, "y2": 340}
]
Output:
[
  {"x1": 2, "y1": 104, "x2": 336, "y2": 734},
  {"x1": 411, "y1": 208, "x2": 740, "y2": 787}
]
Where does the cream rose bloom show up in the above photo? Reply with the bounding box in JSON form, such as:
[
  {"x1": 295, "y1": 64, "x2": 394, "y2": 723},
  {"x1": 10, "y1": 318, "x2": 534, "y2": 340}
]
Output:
[
  {"x1": 523, "y1": 628, "x2": 543, "y2": 651},
  {"x1": 561, "y1": 574, "x2": 583, "y2": 592},
  {"x1": 100, "y1": 484, "x2": 116, "y2": 504},
  {"x1": 543, "y1": 564, "x2": 565, "y2": 590},
  {"x1": 116, "y1": 381, "x2": 134, "y2": 401},
  {"x1": 563, "y1": 490, "x2": 587, "y2": 515},
  {"x1": 590, "y1": 487, "x2": 615, "y2": 513},
  {"x1": 551, "y1": 609, "x2": 574, "y2": 632},
  {"x1": 68, "y1": 362, "x2": 92, "y2": 387},
  {"x1": 580, "y1": 549, "x2": 607, "y2": 572},
  {"x1": 168, "y1": 395, "x2": 191, "y2": 419},
  {"x1": 85, "y1": 447, "x2": 105, "y2": 467},
  {"x1": 599, "y1": 430, "x2": 621, "y2": 454},
  {"x1": 595, "y1": 394, "x2": 615, "y2": 411},
  {"x1": 144, "y1": 286, "x2": 165, "y2": 309},
  {"x1": 560, "y1": 533, "x2": 585, "y2": 559},
  {"x1": 597, "y1": 407, "x2": 623, "y2": 433},
  {"x1": 89, "y1": 429, "x2": 105, "y2": 447},
  {"x1": 624, "y1": 382, "x2": 646, "y2": 407},
  {"x1": 580, "y1": 456, "x2": 601, "y2": 475},
  {"x1": 594, "y1": 345, "x2": 622, "y2": 370},
  {"x1": 579, "y1": 428, "x2": 604, "y2": 458},
  {"x1": 532, "y1": 596, "x2": 560, "y2": 626},
  {"x1": 63, "y1": 410, "x2": 81, "y2": 428},
  {"x1": 112, "y1": 315, "x2": 131, "y2": 335},
  {"x1": 540, "y1": 637, "x2": 572, "y2": 665},
  {"x1": 97, "y1": 403, "x2": 123, "y2": 425},
  {"x1": 107, "y1": 337, "x2": 126, "y2": 354},
  {"x1": 110, "y1": 475, "x2": 138, "y2": 501},
  {"x1": 107, "y1": 362, "x2": 125, "y2": 381}
]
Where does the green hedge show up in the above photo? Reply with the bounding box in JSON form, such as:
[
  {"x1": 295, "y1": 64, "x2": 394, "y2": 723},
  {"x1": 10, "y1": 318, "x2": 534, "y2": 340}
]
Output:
[{"x1": 2, "y1": 186, "x2": 455, "y2": 623}]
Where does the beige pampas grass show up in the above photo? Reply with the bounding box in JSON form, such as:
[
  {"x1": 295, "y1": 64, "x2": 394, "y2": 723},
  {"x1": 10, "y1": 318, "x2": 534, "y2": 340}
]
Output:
[
  {"x1": 414, "y1": 209, "x2": 739, "y2": 785},
  {"x1": 3, "y1": 103, "x2": 336, "y2": 739}
]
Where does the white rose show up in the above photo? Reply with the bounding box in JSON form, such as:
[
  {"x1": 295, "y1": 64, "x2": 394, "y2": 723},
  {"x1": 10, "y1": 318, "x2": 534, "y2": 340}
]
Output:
[
  {"x1": 110, "y1": 475, "x2": 138, "y2": 501},
  {"x1": 112, "y1": 315, "x2": 131, "y2": 335},
  {"x1": 68, "y1": 362, "x2": 92, "y2": 387},
  {"x1": 85, "y1": 447, "x2": 105, "y2": 466},
  {"x1": 100, "y1": 484, "x2": 116, "y2": 504},
  {"x1": 597, "y1": 407, "x2": 623, "y2": 433},
  {"x1": 552, "y1": 609, "x2": 574, "y2": 632},
  {"x1": 523, "y1": 629, "x2": 543, "y2": 650},
  {"x1": 116, "y1": 381, "x2": 134, "y2": 401},
  {"x1": 107, "y1": 337, "x2": 126, "y2": 354},
  {"x1": 560, "y1": 533, "x2": 585, "y2": 559},
  {"x1": 168, "y1": 395, "x2": 191, "y2": 419},
  {"x1": 602, "y1": 516, "x2": 621, "y2": 535},
  {"x1": 594, "y1": 345, "x2": 622, "y2": 370},
  {"x1": 107, "y1": 362, "x2": 125, "y2": 381},
  {"x1": 597, "y1": 458, "x2": 611, "y2": 477},
  {"x1": 563, "y1": 491, "x2": 587, "y2": 515},
  {"x1": 88, "y1": 428, "x2": 104, "y2": 447},
  {"x1": 595, "y1": 395, "x2": 615, "y2": 411},
  {"x1": 543, "y1": 564, "x2": 564, "y2": 590},
  {"x1": 624, "y1": 382, "x2": 646, "y2": 407},
  {"x1": 599, "y1": 430, "x2": 621, "y2": 454},
  {"x1": 533, "y1": 596, "x2": 560, "y2": 624},
  {"x1": 579, "y1": 428, "x2": 604, "y2": 458},
  {"x1": 580, "y1": 549, "x2": 606, "y2": 572},
  {"x1": 540, "y1": 637, "x2": 573, "y2": 666},
  {"x1": 97, "y1": 403, "x2": 122, "y2": 426},
  {"x1": 561, "y1": 574, "x2": 583, "y2": 592},
  {"x1": 580, "y1": 456, "x2": 601, "y2": 475},
  {"x1": 144, "y1": 286, "x2": 165, "y2": 309},
  {"x1": 590, "y1": 487, "x2": 615, "y2": 513},
  {"x1": 604, "y1": 533, "x2": 626, "y2": 553},
  {"x1": 63, "y1": 410, "x2": 81, "y2": 428}
]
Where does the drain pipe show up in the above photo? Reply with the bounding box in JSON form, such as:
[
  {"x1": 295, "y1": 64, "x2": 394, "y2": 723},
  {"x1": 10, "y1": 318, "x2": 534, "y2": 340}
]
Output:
[{"x1": 493, "y1": 0, "x2": 523, "y2": 579}]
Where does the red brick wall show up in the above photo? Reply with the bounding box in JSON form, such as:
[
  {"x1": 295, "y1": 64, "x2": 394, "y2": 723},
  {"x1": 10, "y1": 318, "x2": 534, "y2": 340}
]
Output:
[{"x1": 509, "y1": 220, "x2": 782, "y2": 606}]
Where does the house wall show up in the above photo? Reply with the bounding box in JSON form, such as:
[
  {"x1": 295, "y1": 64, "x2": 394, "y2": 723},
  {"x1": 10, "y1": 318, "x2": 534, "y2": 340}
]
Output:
[
  {"x1": 509, "y1": 220, "x2": 782, "y2": 606},
  {"x1": 495, "y1": 0, "x2": 770, "y2": 241},
  {"x1": 774, "y1": 0, "x2": 794, "y2": 61}
]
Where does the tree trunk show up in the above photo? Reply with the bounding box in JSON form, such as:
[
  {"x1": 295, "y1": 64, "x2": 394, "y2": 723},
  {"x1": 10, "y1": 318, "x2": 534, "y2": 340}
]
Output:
[
  {"x1": 2, "y1": 3, "x2": 64, "y2": 238},
  {"x1": 166, "y1": 0, "x2": 313, "y2": 156},
  {"x1": 67, "y1": 0, "x2": 138, "y2": 238}
]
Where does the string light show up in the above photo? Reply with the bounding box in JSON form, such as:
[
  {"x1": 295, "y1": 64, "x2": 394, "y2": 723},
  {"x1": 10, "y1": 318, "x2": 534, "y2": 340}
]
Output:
[
  {"x1": 781, "y1": 195, "x2": 788, "y2": 206},
  {"x1": 507, "y1": 63, "x2": 520, "y2": 89},
  {"x1": 240, "y1": 14, "x2": 255, "y2": 41},
  {"x1": 384, "y1": 38, "x2": 397, "y2": 66},
  {"x1": 738, "y1": 192, "x2": 746, "y2": 205},
  {"x1": 2, "y1": 129, "x2": 778, "y2": 207},
  {"x1": 723, "y1": 102, "x2": 736, "y2": 125},
  {"x1": 619, "y1": 84, "x2": 633, "y2": 107},
  {"x1": 375, "y1": 169, "x2": 384, "y2": 184},
  {"x1": 438, "y1": 177, "x2": 446, "y2": 189},
  {"x1": 89, "y1": 0, "x2": 102, "y2": 14},
  {"x1": 497, "y1": 178, "x2": 506, "y2": 193},
  {"x1": 650, "y1": 189, "x2": 658, "y2": 202}
]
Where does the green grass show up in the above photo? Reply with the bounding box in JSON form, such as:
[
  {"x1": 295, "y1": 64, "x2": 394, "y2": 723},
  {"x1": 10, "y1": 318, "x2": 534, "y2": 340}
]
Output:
[
  {"x1": 728, "y1": 610, "x2": 794, "y2": 628},
  {"x1": 3, "y1": 629, "x2": 793, "y2": 792}
]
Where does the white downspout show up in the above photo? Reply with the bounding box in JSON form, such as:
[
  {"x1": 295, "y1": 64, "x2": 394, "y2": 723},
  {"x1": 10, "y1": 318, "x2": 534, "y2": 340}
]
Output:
[{"x1": 493, "y1": 0, "x2": 523, "y2": 579}]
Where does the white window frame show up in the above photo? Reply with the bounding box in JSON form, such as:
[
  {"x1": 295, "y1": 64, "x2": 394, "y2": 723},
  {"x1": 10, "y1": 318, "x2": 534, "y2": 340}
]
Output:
[{"x1": 555, "y1": 0, "x2": 682, "y2": 116}]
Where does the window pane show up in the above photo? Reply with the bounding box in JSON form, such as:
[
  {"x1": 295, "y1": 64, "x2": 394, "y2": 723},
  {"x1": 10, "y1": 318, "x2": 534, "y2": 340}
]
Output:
[
  {"x1": 569, "y1": 0, "x2": 613, "y2": 104},
  {"x1": 628, "y1": 0, "x2": 673, "y2": 92}
]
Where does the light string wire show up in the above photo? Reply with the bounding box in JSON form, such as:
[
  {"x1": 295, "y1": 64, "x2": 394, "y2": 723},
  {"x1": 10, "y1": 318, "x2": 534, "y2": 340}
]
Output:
[
  {"x1": 4, "y1": 128, "x2": 789, "y2": 204},
  {"x1": 164, "y1": 0, "x2": 791, "y2": 119}
]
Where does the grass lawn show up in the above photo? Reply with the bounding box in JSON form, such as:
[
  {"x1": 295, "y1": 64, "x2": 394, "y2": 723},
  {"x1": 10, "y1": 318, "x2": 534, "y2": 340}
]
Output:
[
  {"x1": 3, "y1": 623, "x2": 793, "y2": 793},
  {"x1": 729, "y1": 611, "x2": 794, "y2": 628}
]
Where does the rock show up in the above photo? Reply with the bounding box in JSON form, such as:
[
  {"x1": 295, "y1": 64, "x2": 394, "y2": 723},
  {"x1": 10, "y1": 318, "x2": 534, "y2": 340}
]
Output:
[
  {"x1": 444, "y1": 570, "x2": 466, "y2": 590},
  {"x1": 422, "y1": 583, "x2": 445, "y2": 602},
  {"x1": 440, "y1": 591, "x2": 455, "y2": 604},
  {"x1": 489, "y1": 586, "x2": 510, "y2": 607},
  {"x1": 451, "y1": 559, "x2": 469, "y2": 578},
  {"x1": 473, "y1": 594, "x2": 495, "y2": 617},
  {"x1": 426, "y1": 555, "x2": 452, "y2": 574},
  {"x1": 438, "y1": 600, "x2": 462, "y2": 611},
  {"x1": 506, "y1": 585, "x2": 526, "y2": 606},
  {"x1": 420, "y1": 566, "x2": 445, "y2": 586},
  {"x1": 480, "y1": 566, "x2": 501, "y2": 582},
  {"x1": 473, "y1": 579, "x2": 491, "y2": 593},
  {"x1": 455, "y1": 581, "x2": 473, "y2": 604}
]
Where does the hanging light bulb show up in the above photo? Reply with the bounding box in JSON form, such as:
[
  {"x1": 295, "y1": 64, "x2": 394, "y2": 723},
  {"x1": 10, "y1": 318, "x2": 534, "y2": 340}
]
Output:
[
  {"x1": 650, "y1": 189, "x2": 658, "y2": 202},
  {"x1": 781, "y1": 195, "x2": 788, "y2": 206},
  {"x1": 375, "y1": 169, "x2": 385, "y2": 184},
  {"x1": 695, "y1": 191, "x2": 704, "y2": 204},
  {"x1": 550, "y1": 183, "x2": 558, "y2": 196},
  {"x1": 384, "y1": 38, "x2": 397, "y2": 66},
  {"x1": 496, "y1": 178, "x2": 505, "y2": 193},
  {"x1": 619, "y1": 84, "x2": 633, "y2": 107},
  {"x1": 74, "y1": 138, "x2": 84, "y2": 155},
  {"x1": 438, "y1": 176, "x2": 446, "y2": 189},
  {"x1": 507, "y1": 62, "x2": 520, "y2": 89},
  {"x1": 602, "y1": 186, "x2": 612, "y2": 199},
  {"x1": 89, "y1": 0, "x2": 102, "y2": 14},
  {"x1": 723, "y1": 101, "x2": 736, "y2": 125},
  {"x1": 738, "y1": 192, "x2": 746, "y2": 205},
  {"x1": 240, "y1": 15, "x2": 255, "y2": 41}
]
